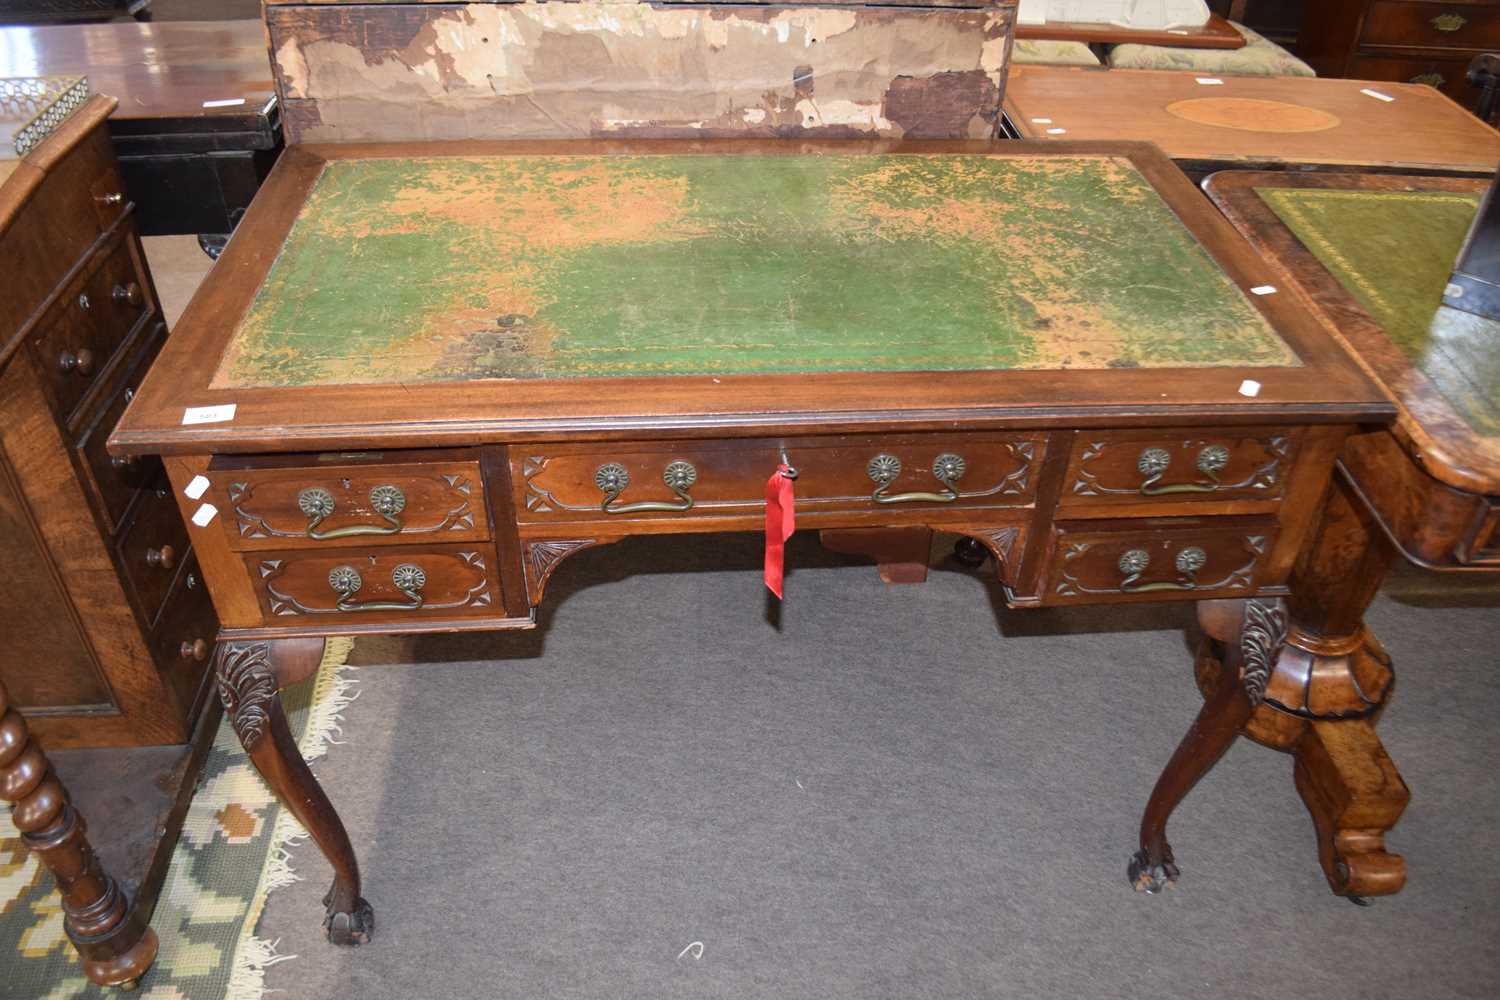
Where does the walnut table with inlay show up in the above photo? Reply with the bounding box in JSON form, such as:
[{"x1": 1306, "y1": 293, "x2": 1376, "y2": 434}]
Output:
[{"x1": 1003, "y1": 67, "x2": 1500, "y2": 177}]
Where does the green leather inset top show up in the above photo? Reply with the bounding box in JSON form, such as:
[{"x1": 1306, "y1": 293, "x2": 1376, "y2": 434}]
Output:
[
  {"x1": 216, "y1": 154, "x2": 1296, "y2": 388},
  {"x1": 1258, "y1": 186, "x2": 1499, "y2": 438}
]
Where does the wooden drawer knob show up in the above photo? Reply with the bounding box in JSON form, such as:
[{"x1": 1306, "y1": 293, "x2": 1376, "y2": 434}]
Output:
[
  {"x1": 112, "y1": 282, "x2": 143, "y2": 307},
  {"x1": 57, "y1": 349, "x2": 95, "y2": 376},
  {"x1": 146, "y1": 546, "x2": 176, "y2": 571},
  {"x1": 179, "y1": 639, "x2": 209, "y2": 662}
]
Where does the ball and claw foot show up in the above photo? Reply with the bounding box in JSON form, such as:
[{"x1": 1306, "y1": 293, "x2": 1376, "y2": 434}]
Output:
[
  {"x1": 322, "y1": 884, "x2": 375, "y2": 946},
  {"x1": 952, "y1": 536, "x2": 989, "y2": 568},
  {"x1": 1128, "y1": 849, "x2": 1180, "y2": 894}
]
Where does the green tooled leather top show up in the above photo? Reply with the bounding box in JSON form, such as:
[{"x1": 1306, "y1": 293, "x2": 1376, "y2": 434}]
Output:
[
  {"x1": 216, "y1": 153, "x2": 1295, "y2": 388},
  {"x1": 1259, "y1": 186, "x2": 1499, "y2": 438}
]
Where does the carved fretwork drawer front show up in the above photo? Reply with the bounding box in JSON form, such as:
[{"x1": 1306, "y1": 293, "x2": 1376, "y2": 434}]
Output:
[
  {"x1": 213, "y1": 456, "x2": 490, "y2": 551},
  {"x1": 516, "y1": 434, "x2": 1044, "y2": 523},
  {"x1": 1061, "y1": 429, "x2": 1295, "y2": 507},
  {"x1": 247, "y1": 544, "x2": 501, "y2": 626},
  {"x1": 1040, "y1": 517, "x2": 1278, "y2": 605}
]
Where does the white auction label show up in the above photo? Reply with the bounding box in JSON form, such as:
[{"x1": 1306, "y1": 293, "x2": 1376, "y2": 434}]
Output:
[
  {"x1": 182, "y1": 403, "x2": 237, "y2": 425},
  {"x1": 202, "y1": 98, "x2": 247, "y2": 108},
  {"x1": 1031, "y1": 117, "x2": 1053, "y2": 124},
  {"x1": 1238, "y1": 379, "x2": 1262, "y2": 398},
  {"x1": 1196, "y1": 77, "x2": 1224, "y2": 86},
  {"x1": 1250, "y1": 285, "x2": 1278, "y2": 296},
  {"x1": 184, "y1": 475, "x2": 211, "y2": 500},
  {"x1": 191, "y1": 503, "x2": 219, "y2": 527}
]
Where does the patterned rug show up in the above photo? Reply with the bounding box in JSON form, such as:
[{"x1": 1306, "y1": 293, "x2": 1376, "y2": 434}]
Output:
[{"x1": 1, "y1": 640, "x2": 357, "y2": 1000}]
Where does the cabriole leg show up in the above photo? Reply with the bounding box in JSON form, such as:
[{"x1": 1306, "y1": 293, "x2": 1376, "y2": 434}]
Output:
[
  {"x1": 1131, "y1": 598, "x2": 1286, "y2": 893},
  {"x1": 0, "y1": 679, "x2": 158, "y2": 988},
  {"x1": 216, "y1": 639, "x2": 373, "y2": 944}
]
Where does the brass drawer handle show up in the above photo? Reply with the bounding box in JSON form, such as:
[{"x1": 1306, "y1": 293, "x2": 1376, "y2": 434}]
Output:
[
  {"x1": 1431, "y1": 12, "x2": 1466, "y2": 31},
  {"x1": 595, "y1": 461, "x2": 697, "y2": 514},
  {"x1": 57, "y1": 348, "x2": 95, "y2": 376},
  {"x1": 297, "y1": 485, "x2": 406, "y2": 539},
  {"x1": 1118, "y1": 547, "x2": 1207, "y2": 592},
  {"x1": 112, "y1": 282, "x2": 142, "y2": 307},
  {"x1": 867, "y1": 452, "x2": 965, "y2": 504},
  {"x1": 328, "y1": 563, "x2": 426, "y2": 611},
  {"x1": 96, "y1": 192, "x2": 124, "y2": 207},
  {"x1": 1137, "y1": 445, "x2": 1229, "y2": 495},
  {"x1": 145, "y1": 545, "x2": 176, "y2": 571},
  {"x1": 179, "y1": 639, "x2": 209, "y2": 662}
]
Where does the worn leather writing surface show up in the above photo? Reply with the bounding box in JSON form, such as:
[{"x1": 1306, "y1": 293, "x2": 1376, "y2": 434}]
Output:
[{"x1": 216, "y1": 153, "x2": 1295, "y2": 388}]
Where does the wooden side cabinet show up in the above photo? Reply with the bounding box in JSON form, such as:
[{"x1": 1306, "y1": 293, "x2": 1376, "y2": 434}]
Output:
[
  {"x1": 0, "y1": 94, "x2": 218, "y2": 748},
  {"x1": 1301, "y1": 0, "x2": 1500, "y2": 107}
]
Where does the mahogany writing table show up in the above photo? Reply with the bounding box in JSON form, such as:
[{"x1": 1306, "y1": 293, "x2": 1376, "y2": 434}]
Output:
[{"x1": 110, "y1": 139, "x2": 1391, "y2": 944}]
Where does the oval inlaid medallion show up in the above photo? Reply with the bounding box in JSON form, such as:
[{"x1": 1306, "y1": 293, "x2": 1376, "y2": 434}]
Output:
[{"x1": 1164, "y1": 98, "x2": 1341, "y2": 134}]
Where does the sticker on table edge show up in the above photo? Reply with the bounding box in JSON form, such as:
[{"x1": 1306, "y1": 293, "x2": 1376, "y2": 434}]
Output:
[
  {"x1": 1195, "y1": 77, "x2": 1224, "y2": 85},
  {"x1": 1250, "y1": 285, "x2": 1278, "y2": 296},
  {"x1": 191, "y1": 503, "x2": 219, "y2": 527},
  {"x1": 184, "y1": 475, "x2": 211, "y2": 500},
  {"x1": 202, "y1": 98, "x2": 247, "y2": 108},
  {"x1": 1360, "y1": 88, "x2": 1395, "y2": 102},
  {"x1": 1238, "y1": 379, "x2": 1262, "y2": 398},
  {"x1": 182, "y1": 403, "x2": 237, "y2": 425}
]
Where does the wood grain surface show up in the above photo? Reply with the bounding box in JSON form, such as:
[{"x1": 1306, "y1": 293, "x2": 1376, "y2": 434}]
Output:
[
  {"x1": 0, "y1": 20, "x2": 275, "y2": 124},
  {"x1": 1003, "y1": 67, "x2": 1500, "y2": 174}
]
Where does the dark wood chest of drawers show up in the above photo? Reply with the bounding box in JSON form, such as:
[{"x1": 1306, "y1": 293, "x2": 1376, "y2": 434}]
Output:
[
  {"x1": 0, "y1": 95, "x2": 217, "y2": 748},
  {"x1": 1302, "y1": 0, "x2": 1500, "y2": 106}
]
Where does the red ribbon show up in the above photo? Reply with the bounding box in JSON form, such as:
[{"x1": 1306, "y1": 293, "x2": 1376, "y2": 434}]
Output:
[{"x1": 764, "y1": 463, "x2": 796, "y2": 598}]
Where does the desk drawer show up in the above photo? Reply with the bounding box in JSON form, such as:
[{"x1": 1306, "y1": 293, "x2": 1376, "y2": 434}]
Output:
[
  {"x1": 118, "y1": 480, "x2": 191, "y2": 628},
  {"x1": 516, "y1": 434, "x2": 1042, "y2": 523},
  {"x1": 30, "y1": 234, "x2": 153, "y2": 424},
  {"x1": 75, "y1": 322, "x2": 167, "y2": 534},
  {"x1": 1360, "y1": 3, "x2": 1500, "y2": 51},
  {"x1": 1041, "y1": 517, "x2": 1276, "y2": 605},
  {"x1": 216, "y1": 456, "x2": 489, "y2": 550},
  {"x1": 247, "y1": 544, "x2": 500, "y2": 625},
  {"x1": 1061, "y1": 430, "x2": 1293, "y2": 507},
  {"x1": 150, "y1": 553, "x2": 218, "y2": 718}
]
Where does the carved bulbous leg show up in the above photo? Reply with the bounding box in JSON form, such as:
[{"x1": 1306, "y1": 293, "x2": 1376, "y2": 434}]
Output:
[
  {"x1": 217, "y1": 640, "x2": 373, "y2": 944},
  {"x1": 1132, "y1": 598, "x2": 1286, "y2": 893},
  {"x1": 1194, "y1": 476, "x2": 1410, "y2": 899},
  {"x1": 0, "y1": 680, "x2": 158, "y2": 987}
]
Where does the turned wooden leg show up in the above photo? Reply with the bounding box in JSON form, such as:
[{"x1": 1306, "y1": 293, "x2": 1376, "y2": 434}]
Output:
[
  {"x1": 820, "y1": 527, "x2": 933, "y2": 583},
  {"x1": 1132, "y1": 598, "x2": 1286, "y2": 893},
  {"x1": 0, "y1": 680, "x2": 158, "y2": 988},
  {"x1": 1219, "y1": 474, "x2": 1408, "y2": 899},
  {"x1": 217, "y1": 639, "x2": 373, "y2": 944}
]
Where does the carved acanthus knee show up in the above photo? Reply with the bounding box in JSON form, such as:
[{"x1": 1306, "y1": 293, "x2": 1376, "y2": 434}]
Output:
[{"x1": 215, "y1": 641, "x2": 280, "y2": 751}]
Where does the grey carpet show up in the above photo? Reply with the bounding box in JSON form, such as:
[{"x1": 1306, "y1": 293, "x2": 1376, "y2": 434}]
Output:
[{"x1": 258, "y1": 533, "x2": 1500, "y2": 1000}]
